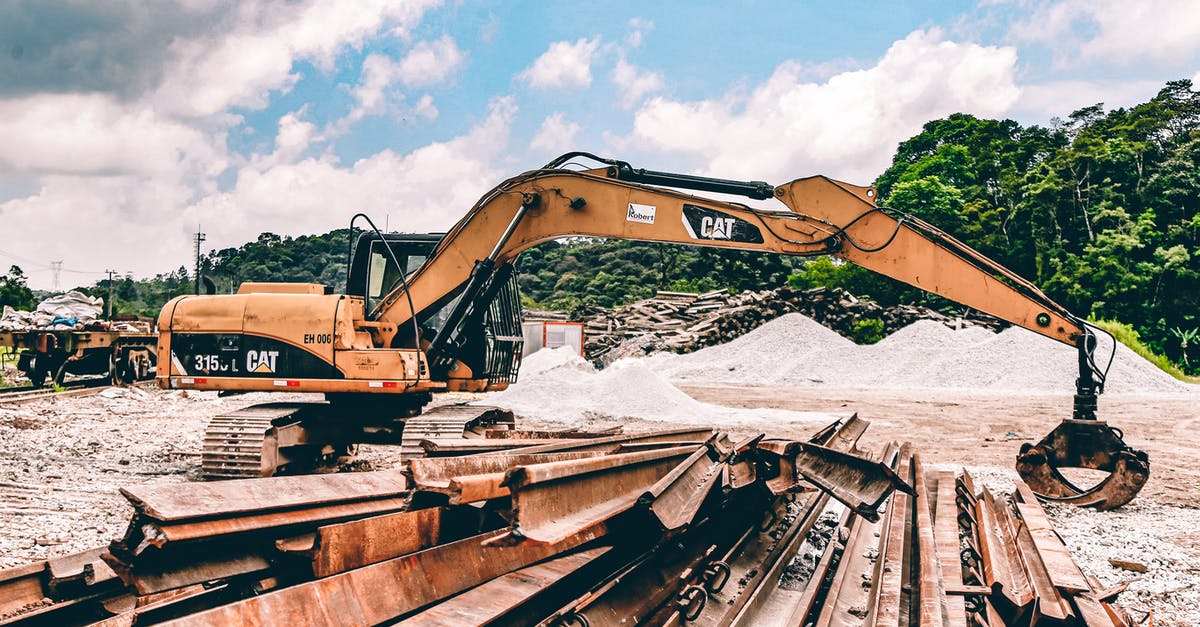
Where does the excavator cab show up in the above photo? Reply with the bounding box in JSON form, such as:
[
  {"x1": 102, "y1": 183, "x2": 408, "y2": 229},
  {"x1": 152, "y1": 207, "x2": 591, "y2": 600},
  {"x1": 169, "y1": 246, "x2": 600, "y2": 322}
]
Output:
[
  {"x1": 346, "y1": 230, "x2": 524, "y2": 385},
  {"x1": 345, "y1": 232, "x2": 443, "y2": 319}
]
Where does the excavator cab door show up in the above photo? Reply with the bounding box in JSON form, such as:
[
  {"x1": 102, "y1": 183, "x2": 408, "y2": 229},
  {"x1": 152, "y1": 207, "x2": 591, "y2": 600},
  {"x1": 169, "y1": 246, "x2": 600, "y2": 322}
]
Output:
[{"x1": 346, "y1": 232, "x2": 444, "y2": 319}]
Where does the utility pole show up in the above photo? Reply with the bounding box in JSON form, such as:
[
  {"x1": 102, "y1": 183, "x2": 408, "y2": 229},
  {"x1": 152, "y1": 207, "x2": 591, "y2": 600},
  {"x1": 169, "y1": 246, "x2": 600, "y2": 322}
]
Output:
[
  {"x1": 105, "y1": 269, "x2": 116, "y2": 318},
  {"x1": 50, "y1": 261, "x2": 62, "y2": 292},
  {"x1": 194, "y1": 227, "x2": 206, "y2": 295}
]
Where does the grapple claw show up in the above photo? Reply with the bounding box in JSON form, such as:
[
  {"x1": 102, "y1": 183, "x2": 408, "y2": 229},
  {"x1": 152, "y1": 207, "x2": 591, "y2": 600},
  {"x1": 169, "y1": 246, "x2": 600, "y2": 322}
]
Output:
[{"x1": 1015, "y1": 419, "x2": 1149, "y2": 511}]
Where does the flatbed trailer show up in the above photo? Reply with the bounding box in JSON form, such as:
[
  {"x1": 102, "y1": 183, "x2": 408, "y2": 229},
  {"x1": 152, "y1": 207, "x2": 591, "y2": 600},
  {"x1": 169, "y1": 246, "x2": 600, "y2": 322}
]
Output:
[{"x1": 0, "y1": 327, "x2": 156, "y2": 388}]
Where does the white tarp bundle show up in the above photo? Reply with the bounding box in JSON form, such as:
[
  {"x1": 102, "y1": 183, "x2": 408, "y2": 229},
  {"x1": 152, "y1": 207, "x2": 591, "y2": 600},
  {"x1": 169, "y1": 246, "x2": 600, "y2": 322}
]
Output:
[{"x1": 0, "y1": 291, "x2": 104, "y2": 331}]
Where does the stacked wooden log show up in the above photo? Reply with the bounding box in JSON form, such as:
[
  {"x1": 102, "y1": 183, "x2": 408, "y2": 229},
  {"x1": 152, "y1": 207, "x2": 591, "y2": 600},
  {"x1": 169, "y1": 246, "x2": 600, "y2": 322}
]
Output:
[{"x1": 578, "y1": 286, "x2": 1006, "y2": 364}]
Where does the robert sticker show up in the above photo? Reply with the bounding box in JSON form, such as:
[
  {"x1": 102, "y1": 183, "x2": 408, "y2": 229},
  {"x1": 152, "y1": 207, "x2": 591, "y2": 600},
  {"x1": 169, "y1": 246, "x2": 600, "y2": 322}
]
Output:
[{"x1": 626, "y1": 203, "x2": 657, "y2": 224}]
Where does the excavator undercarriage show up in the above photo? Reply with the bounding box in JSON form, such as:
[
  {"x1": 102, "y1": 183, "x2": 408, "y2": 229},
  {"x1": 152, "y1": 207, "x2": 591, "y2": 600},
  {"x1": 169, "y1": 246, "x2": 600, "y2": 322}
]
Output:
[{"x1": 160, "y1": 152, "x2": 1149, "y2": 509}]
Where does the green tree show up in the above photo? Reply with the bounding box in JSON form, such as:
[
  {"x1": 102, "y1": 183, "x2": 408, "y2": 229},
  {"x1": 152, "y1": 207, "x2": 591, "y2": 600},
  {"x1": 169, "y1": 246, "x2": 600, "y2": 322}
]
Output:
[{"x1": 0, "y1": 265, "x2": 35, "y2": 311}]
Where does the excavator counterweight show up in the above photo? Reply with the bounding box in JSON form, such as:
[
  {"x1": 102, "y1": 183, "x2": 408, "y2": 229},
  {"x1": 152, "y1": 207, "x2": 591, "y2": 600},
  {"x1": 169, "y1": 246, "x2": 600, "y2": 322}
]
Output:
[{"x1": 157, "y1": 152, "x2": 1148, "y2": 508}]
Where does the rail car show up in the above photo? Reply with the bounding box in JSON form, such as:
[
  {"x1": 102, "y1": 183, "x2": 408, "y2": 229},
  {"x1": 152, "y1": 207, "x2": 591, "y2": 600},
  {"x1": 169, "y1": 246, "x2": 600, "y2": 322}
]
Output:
[{"x1": 1, "y1": 320, "x2": 157, "y2": 388}]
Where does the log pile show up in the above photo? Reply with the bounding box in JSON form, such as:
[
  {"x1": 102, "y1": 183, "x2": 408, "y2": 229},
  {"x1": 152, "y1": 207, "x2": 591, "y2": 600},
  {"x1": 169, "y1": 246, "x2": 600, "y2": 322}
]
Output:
[{"x1": 579, "y1": 286, "x2": 1006, "y2": 364}]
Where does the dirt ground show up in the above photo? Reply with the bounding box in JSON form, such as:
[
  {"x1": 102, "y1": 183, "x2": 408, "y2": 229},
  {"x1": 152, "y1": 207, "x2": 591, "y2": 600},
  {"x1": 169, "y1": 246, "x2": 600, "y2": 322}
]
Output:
[{"x1": 677, "y1": 384, "x2": 1200, "y2": 508}]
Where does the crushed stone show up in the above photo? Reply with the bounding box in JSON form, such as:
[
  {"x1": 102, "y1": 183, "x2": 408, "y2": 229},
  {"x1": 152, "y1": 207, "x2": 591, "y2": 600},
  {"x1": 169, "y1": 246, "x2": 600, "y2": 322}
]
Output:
[
  {"x1": 485, "y1": 347, "x2": 839, "y2": 430},
  {"x1": 645, "y1": 314, "x2": 1197, "y2": 395}
]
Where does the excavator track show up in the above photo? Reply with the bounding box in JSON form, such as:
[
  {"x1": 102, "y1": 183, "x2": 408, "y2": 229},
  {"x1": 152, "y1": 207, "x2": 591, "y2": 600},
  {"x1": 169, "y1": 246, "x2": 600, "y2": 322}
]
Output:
[
  {"x1": 202, "y1": 404, "x2": 309, "y2": 480},
  {"x1": 398, "y1": 404, "x2": 515, "y2": 459},
  {"x1": 203, "y1": 403, "x2": 514, "y2": 479}
]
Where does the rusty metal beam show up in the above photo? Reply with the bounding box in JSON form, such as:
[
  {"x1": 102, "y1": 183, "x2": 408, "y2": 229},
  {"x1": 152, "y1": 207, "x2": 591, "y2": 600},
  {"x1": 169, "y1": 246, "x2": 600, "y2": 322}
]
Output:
[
  {"x1": 783, "y1": 504, "x2": 848, "y2": 627},
  {"x1": 866, "y1": 444, "x2": 912, "y2": 627},
  {"x1": 0, "y1": 547, "x2": 125, "y2": 626},
  {"x1": 722, "y1": 493, "x2": 831, "y2": 626},
  {"x1": 420, "y1": 438, "x2": 581, "y2": 455},
  {"x1": 1013, "y1": 482, "x2": 1091, "y2": 594},
  {"x1": 502, "y1": 446, "x2": 701, "y2": 545},
  {"x1": 486, "y1": 427, "x2": 713, "y2": 456},
  {"x1": 975, "y1": 487, "x2": 1033, "y2": 615},
  {"x1": 794, "y1": 442, "x2": 913, "y2": 522},
  {"x1": 408, "y1": 451, "x2": 603, "y2": 504},
  {"x1": 143, "y1": 497, "x2": 412, "y2": 545},
  {"x1": 911, "y1": 455, "x2": 946, "y2": 627},
  {"x1": 118, "y1": 471, "x2": 408, "y2": 522},
  {"x1": 392, "y1": 547, "x2": 611, "y2": 626},
  {"x1": 156, "y1": 526, "x2": 605, "y2": 627},
  {"x1": 809, "y1": 442, "x2": 899, "y2": 627},
  {"x1": 641, "y1": 443, "x2": 724, "y2": 532},
  {"x1": 933, "y1": 470, "x2": 968, "y2": 627},
  {"x1": 1001, "y1": 494, "x2": 1074, "y2": 622},
  {"x1": 304, "y1": 507, "x2": 443, "y2": 578},
  {"x1": 811, "y1": 414, "x2": 869, "y2": 451}
]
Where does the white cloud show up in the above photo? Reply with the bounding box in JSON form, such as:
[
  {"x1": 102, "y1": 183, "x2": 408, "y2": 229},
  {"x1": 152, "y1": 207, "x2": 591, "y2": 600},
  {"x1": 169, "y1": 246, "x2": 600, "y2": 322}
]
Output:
[
  {"x1": 1010, "y1": 0, "x2": 1200, "y2": 65},
  {"x1": 412, "y1": 94, "x2": 438, "y2": 121},
  {"x1": 519, "y1": 38, "x2": 601, "y2": 89},
  {"x1": 152, "y1": 0, "x2": 439, "y2": 118},
  {"x1": 0, "y1": 95, "x2": 515, "y2": 290},
  {"x1": 397, "y1": 35, "x2": 466, "y2": 88},
  {"x1": 611, "y1": 59, "x2": 664, "y2": 109},
  {"x1": 1193, "y1": 69, "x2": 1200, "y2": 85},
  {"x1": 0, "y1": 93, "x2": 226, "y2": 178},
  {"x1": 625, "y1": 29, "x2": 1020, "y2": 184},
  {"x1": 1014, "y1": 79, "x2": 1167, "y2": 123},
  {"x1": 186, "y1": 97, "x2": 518, "y2": 253},
  {"x1": 335, "y1": 37, "x2": 462, "y2": 133},
  {"x1": 626, "y1": 18, "x2": 653, "y2": 48},
  {"x1": 344, "y1": 53, "x2": 405, "y2": 126},
  {"x1": 0, "y1": 0, "x2": 477, "y2": 291},
  {"x1": 531, "y1": 113, "x2": 582, "y2": 153},
  {"x1": 253, "y1": 108, "x2": 319, "y2": 168},
  {"x1": 0, "y1": 175, "x2": 206, "y2": 287}
]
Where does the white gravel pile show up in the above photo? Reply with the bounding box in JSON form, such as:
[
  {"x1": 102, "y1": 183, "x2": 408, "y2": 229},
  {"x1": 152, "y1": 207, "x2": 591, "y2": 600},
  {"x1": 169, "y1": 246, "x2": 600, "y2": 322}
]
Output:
[
  {"x1": 484, "y1": 347, "x2": 838, "y2": 429},
  {"x1": 646, "y1": 314, "x2": 1195, "y2": 394}
]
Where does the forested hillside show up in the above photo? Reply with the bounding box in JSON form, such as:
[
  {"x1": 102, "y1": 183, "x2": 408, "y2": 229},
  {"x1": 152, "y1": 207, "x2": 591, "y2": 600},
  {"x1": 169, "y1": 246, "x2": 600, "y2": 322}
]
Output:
[{"x1": 6, "y1": 80, "x2": 1193, "y2": 372}]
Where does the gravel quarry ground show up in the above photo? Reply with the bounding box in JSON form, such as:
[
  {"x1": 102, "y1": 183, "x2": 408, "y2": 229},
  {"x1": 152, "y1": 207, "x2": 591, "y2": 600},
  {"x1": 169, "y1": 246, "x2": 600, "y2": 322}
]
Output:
[{"x1": 2, "y1": 313, "x2": 1198, "y2": 624}]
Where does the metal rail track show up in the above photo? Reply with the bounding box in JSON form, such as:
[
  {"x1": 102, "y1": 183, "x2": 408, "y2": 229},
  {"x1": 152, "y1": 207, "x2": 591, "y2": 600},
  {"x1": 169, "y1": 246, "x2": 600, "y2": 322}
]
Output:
[{"x1": 0, "y1": 378, "x2": 118, "y2": 406}]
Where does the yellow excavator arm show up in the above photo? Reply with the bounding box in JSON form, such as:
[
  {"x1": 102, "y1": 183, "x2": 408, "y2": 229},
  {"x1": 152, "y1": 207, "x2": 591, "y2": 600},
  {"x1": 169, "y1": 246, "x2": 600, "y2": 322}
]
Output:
[
  {"x1": 379, "y1": 159, "x2": 1081, "y2": 349},
  {"x1": 367, "y1": 152, "x2": 1143, "y2": 509}
]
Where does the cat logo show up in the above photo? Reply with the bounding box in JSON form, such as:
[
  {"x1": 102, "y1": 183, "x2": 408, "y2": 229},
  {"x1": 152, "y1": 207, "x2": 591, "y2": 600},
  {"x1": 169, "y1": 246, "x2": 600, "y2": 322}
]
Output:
[
  {"x1": 699, "y1": 216, "x2": 736, "y2": 239},
  {"x1": 246, "y1": 350, "x2": 280, "y2": 374},
  {"x1": 681, "y1": 204, "x2": 764, "y2": 244}
]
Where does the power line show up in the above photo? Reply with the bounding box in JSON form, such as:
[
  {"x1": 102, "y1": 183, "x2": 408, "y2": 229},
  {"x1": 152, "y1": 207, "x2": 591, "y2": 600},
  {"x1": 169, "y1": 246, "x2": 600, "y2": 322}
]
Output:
[{"x1": 0, "y1": 248, "x2": 105, "y2": 275}]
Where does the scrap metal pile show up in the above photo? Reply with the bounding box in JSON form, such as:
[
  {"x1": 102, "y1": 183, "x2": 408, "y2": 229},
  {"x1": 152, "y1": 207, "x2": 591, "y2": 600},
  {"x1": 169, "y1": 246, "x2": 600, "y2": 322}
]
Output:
[
  {"x1": 1, "y1": 414, "x2": 1131, "y2": 626},
  {"x1": 580, "y1": 287, "x2": 1005, "y2": 365}
]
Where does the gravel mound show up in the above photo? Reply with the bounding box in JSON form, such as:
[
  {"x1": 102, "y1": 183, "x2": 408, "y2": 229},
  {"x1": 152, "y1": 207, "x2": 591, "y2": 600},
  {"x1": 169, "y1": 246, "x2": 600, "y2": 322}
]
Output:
[
  {"x1": 485, "y1": 349, "x2": 837, "y2": 428},
  {"x1": 646, "y1": 313, "x2": 1195, "y2": 394}
]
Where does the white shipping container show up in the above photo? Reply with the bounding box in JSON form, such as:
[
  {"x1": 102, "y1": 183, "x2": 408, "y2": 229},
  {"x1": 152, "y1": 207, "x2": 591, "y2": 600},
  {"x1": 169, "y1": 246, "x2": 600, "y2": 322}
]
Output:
[{"x1": 521, "y1": 321, "x2": 584, "y2": 356}]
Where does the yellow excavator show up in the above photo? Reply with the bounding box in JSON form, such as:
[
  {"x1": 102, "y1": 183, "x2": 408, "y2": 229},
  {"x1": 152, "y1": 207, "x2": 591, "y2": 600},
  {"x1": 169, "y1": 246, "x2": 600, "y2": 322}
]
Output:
[{"x1": 157, "y1": 152, "x2": 1148, "y2": 509}]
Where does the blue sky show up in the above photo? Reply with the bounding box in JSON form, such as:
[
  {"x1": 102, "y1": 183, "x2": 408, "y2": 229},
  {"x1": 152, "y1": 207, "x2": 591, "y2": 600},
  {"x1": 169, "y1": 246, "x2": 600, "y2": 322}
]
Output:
[{"x1": 0, "y1": 0, "x2": 1197, "y2": 290}]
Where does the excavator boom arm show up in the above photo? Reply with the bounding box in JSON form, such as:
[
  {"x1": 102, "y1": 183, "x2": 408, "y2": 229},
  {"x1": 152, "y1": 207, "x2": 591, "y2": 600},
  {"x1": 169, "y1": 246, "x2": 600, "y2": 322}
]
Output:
[{"x1": 378, "y1": 166, "x2": 1082, "y2": 348}]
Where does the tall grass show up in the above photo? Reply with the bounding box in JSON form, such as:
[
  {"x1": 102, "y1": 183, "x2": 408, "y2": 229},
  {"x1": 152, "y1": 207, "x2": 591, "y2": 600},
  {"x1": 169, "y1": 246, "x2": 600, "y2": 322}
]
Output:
[{"x1": 1090, "y1": 319, "x2": 1200, "y2": 384}]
